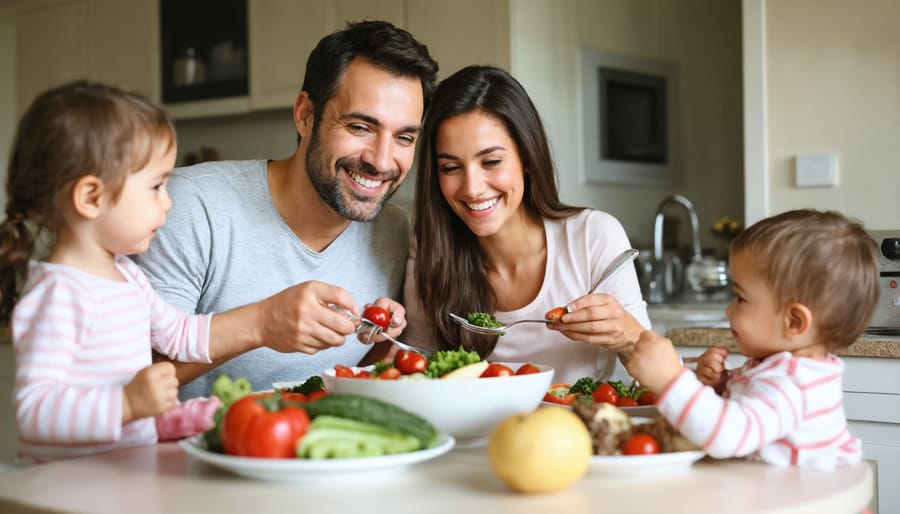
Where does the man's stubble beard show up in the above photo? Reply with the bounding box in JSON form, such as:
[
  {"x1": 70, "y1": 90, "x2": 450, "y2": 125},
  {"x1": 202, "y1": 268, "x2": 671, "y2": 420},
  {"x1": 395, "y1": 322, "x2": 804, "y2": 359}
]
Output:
[{"x1": 305, "y1": 123, "x2": 402, "y2": 222}]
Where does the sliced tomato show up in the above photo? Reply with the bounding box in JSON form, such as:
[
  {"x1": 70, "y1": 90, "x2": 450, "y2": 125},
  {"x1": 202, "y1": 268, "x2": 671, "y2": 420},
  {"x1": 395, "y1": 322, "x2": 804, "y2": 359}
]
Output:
[
  {"x1": 481, "y1": 363, "x2": 515, "y2": 378},
  {"x1": 515, "y1": 363, "x2": 541, "y2": 375},
  {"x1": 353, "y1": 369, "x2": 372, "y2": 379},
  {"x1": 545, "y1": 306, "x2": 566, "y2": 322},
  {"x1": 305, "y1": 389, "x2": 327, "y2": 401},
  {"x1": 543, "y1": 383, "x2": 577, "y2": 405}
]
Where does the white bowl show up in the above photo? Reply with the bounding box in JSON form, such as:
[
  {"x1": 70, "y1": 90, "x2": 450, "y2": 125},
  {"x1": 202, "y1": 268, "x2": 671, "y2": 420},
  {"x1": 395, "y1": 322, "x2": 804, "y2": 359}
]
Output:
[{"x1": 320, "y1": 363, "x2": 554, "y2": 443}]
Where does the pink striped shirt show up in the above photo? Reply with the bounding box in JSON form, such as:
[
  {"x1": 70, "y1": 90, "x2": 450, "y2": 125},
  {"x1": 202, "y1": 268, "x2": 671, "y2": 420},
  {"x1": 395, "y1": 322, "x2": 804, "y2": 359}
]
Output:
[
  {"x1": 658, "y1": 352, "x2": 861, "y2": 470},
  {"x1": 12, "y1": 257, "x2": 212, "y2": 463}
]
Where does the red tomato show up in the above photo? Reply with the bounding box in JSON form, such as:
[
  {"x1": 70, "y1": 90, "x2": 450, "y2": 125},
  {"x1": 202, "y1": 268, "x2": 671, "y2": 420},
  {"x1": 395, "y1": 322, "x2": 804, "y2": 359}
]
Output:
[
  {"x1": 637, "y1": 390, "x2": 657, "y2": 405},
  {"x1": 622, "y1": 434, "x2": 660, "y2": 455},
  {"x1": 616, "y1": 396, "x2": 639, "y2": 407},
  {"x1": 220, "y1": 394, "x2": 265, "y2": 456},
  {"x1": 516, "y1": 363, "x2": 541, "y2": 375},
  {"x1": 543, "y1": 383, "x2": 577, "y2": 405},
  {"x1": 394, "y1": 351, "x2": 427, "y2": 375},
  {"x1": 220, "y1": 394, "x2": 310, "y2": 458},
  {"x1": 281, "y1": 392, "x2": 307, "y2": 403},
  {"x1": 481, "y1": 363, "x2": 515, "y2": 378},
  {"x1": 544, "y1": 306, "x2": 566, "y2": 322},
  {"x1": 333, "y1": 365, "x2": 355, "y2": 378},
  {"x1": 592, "y1": 383, "x2": 619, "y2": 405},
  {"x1": 378, "y1": 367, "x2": 402, "y2": 380},
  {"x1": 362, "y1": 305, "x2": 392, "y2": 329},
  {"x1": 353, "y1": 369, "x2": 372, "y2": 379},
  {"x1": 305, "y1": 389, "x2": 327, "y2": 402},
  {"x1": 241, "y1": 405, "x2": 310, "y2": 458}
]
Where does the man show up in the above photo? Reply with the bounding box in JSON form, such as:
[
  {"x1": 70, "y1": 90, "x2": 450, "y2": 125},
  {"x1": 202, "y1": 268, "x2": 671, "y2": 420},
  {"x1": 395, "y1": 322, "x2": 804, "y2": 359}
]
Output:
[{"x1": 133, "y1": 20, "x2": 438, "y2": 398}]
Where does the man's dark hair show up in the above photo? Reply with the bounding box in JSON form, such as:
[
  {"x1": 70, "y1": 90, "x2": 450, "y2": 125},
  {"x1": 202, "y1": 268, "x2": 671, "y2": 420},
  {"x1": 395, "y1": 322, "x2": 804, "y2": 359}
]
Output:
[{"x1": 300, "y1": 20, "x2": 438, "y2": 134}]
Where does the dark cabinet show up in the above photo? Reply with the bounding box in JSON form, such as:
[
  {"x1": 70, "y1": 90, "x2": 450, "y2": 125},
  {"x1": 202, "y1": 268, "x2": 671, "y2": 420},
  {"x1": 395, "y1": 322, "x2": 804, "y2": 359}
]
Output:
[{"x1": 160, "y1": 0, "x2": 248, "y2": 104}]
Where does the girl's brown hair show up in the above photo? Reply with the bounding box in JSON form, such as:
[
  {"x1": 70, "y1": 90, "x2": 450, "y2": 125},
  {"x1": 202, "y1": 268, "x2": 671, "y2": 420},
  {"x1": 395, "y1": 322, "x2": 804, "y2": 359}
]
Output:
[
  {"x1": 0, "y1": 80, "x2": 175, "y2": 324},
  {"x1": 729, "y1": 209, "x2": 880, "y2": 349},
  {"x1": 413, "y1": 66, "x2": 584, "y2": 357}
]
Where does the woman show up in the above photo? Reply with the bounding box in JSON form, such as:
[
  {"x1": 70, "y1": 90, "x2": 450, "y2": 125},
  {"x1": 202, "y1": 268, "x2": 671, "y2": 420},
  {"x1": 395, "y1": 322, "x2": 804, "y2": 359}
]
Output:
[{"x1": 403, "y1": 65, "x2": 650, "y2": 383}]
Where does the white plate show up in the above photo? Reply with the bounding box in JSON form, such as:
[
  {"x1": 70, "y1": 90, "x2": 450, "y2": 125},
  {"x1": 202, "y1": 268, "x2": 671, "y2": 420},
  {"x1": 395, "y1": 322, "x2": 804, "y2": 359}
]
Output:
[
  {"x1": 589, "y1": 449, "x2": 706, "y2": 475},
  {"x1": 178, "y1": 433, "x2": 455, "y2": 481}
]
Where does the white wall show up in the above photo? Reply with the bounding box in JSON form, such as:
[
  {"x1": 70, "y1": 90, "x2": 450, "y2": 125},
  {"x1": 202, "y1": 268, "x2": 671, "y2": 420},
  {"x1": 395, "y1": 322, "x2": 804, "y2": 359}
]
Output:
[{"x1": 762, "y1": 0, "x2": 900, "y2": 229}]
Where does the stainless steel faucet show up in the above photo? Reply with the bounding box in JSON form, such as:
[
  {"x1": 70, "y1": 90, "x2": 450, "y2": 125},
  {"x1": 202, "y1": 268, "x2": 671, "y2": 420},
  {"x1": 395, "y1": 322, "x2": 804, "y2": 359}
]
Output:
[{"x1": 649, "y1": 194, "x2": 703, "y2": 303}]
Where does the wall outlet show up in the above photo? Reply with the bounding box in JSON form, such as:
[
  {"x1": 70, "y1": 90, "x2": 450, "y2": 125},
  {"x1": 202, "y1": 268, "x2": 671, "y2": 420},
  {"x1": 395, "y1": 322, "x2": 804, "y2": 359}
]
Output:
[{"x1": 795, "y1": 152, "x2": 839, "y2": 187}]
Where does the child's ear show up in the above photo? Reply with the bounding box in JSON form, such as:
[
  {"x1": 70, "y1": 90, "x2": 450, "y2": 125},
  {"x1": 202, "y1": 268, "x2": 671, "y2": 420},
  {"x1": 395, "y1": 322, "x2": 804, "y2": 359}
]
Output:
[
  {"x1": 784, "y1": 302, "x2": 813, "y2": 337},
  {"x1": 71, "y1": 175, "x2": 105, "y2": 219}
]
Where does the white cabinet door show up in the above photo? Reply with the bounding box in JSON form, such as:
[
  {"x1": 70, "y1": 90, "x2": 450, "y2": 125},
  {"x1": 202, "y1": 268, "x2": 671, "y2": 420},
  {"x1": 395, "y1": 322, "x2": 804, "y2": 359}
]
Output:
[
  {"x1": 85, "y1": 0, "x2": 158, "y2": 102},
  {"x1": 248, "y1": 0, "x2": 333, "y2": 111},
  {"x1": 407, "y1": 0, "x2": 510, "y2": 78}
]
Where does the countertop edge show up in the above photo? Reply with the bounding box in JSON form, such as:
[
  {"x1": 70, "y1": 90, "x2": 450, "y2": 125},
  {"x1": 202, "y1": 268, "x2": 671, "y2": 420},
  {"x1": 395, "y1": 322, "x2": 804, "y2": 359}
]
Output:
[{"x1": 667, "y1": 327, "x2": 900, "y2": 359}]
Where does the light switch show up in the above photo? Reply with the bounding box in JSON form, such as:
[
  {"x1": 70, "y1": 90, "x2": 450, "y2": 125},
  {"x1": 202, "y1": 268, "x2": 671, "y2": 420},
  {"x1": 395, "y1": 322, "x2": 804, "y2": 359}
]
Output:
[{"x1": 795, "y1": 152, "x2": 839, "y2": 187}]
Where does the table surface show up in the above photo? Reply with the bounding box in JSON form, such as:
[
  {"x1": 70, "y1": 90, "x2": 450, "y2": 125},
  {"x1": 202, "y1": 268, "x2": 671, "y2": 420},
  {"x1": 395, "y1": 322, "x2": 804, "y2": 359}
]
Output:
[{"x1": 0, "y1": 441, "x2": 873, "y2": 514}]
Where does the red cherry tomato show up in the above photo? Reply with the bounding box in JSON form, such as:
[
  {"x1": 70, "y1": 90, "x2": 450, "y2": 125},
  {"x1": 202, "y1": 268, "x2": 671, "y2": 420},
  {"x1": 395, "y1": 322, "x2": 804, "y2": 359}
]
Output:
[
  {"x1": 394, "y1": 351, "x2": 427, "y2": 375},
  {"x1": 353, "y1": 369, "x2": 372, "y2": 379},
  {"x1": 516, "y1": 363, "x2": 541, "y2": 375},
  {"x1": 480, "y1": 363, "x2": 515, "y2": 378},
  {"x1": 592, "y1": 383, "x2": 619, "y2": 405},
  {"x1": 362, "y1": 305, "x2": 392, "y2": 329},
  {"x1": 333, "y1": 365, "x2": 355, "y2": 378},
  {"x1": 616, "y1": 396, "x2": 639, "y2": 407},
  {"x1": 544, "y1": 306, "x2": 566, "y2": 322},
  {"x1": 637, "y1": 390, "x2": 657, "y2": 405},
  {"x1": 622, "y1": 434, "x2": 660, "y2": 455},
  {"x1": 378, "y1": 367, "x2": 402, "y2": 380}
]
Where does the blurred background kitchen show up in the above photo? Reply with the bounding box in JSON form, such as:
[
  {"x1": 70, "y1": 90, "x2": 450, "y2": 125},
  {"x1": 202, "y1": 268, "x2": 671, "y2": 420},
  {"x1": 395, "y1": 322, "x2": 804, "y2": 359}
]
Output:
[{"x1": 0, "y1": 0, "x2": 897, "y2": 470}]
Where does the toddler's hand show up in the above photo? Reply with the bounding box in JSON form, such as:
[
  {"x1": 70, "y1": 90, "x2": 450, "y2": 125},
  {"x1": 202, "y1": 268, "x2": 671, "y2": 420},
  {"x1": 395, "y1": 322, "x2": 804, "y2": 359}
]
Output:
[
  {"x1": 122, "y1": 362, "x2": 179, "y2": 423},
  {"x1": 624, "y1": 330, "x2": 683, "y2": 393},
  {"x1": 694, "y1": 346, "x2": 729, "y2": 391}
]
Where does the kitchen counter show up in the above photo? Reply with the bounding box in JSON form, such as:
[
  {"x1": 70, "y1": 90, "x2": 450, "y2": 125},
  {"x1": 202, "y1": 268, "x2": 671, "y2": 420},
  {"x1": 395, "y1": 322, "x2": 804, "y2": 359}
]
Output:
[
  {"x1": 0, "y1": 441, "x2": 873, "y2": 514},
  {"x1": 668, "y1": 327, "x2": 900, "y2": 359}
]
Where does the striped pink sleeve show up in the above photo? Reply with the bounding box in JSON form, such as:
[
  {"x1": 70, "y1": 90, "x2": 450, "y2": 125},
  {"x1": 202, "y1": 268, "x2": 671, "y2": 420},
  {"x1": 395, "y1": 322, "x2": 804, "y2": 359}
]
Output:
[
  {"x1": 118, "y1": 258, "x2": 211, "y2": 363},
  {"x1": 13, "y1": 275, "x2": 124, "y2": 444},
  {"x1": 657, "y1": 357, "x2": 803, "y2": 458}
]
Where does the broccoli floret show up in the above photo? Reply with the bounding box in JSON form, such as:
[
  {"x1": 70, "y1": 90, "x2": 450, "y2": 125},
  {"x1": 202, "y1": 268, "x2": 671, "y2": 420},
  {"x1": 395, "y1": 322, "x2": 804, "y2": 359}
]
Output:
[
  {"x1": 425, "y1": 346, "x2": 482, "y2": 378},
  {"x1": 570, "y1": 376, "x2": 600, "y2": 395},
  {"x1": 284, "y1": 375, "x2": 325, "y2": 394},
  {"x1": 467, "y1": 311, "x2": 503, "y2": 328}
]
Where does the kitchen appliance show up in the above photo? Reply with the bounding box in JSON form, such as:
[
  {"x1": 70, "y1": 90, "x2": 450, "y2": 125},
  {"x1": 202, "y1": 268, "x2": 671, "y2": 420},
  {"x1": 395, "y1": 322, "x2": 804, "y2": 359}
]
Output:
[{"x1": 866, "y1": 230, "x2": 900, "y2": 335}]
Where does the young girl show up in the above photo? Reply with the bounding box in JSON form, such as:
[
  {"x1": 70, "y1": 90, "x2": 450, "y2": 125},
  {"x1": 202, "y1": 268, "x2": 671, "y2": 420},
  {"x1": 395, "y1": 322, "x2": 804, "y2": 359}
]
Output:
[
  {"x1": 626, "y1": 209, "x2": 880, "y2": 470},
  {"x1": 403, "y1": 66, "x2": 649, "y2": 383},
  {"x1": 0, "y1": 80, "x2": 219, "y2": 463}
]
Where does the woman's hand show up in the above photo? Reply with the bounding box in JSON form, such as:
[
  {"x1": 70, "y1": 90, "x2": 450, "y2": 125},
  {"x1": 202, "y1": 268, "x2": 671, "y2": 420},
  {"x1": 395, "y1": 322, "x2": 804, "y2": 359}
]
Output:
[{"x1": 549, "y1": 293, "x2": 642, "y2": 353}]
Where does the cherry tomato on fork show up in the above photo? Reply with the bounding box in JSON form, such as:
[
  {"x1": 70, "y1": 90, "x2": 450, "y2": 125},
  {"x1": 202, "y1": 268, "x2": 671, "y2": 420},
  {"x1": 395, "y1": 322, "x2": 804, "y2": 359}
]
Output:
[
  {"x1": 362, "y1": 305, "x2": 392, "y2": 329},
  {"x1": 544, "y1": 307, "x2": 566, "y2": 322}
]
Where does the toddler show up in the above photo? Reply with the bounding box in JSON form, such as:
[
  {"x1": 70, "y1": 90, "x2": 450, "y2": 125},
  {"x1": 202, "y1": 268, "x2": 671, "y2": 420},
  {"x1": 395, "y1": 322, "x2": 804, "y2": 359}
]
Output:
[
  {"x1": 0, "y1": 80, "x2": 219, "y2": 463},
  {"x1": 626, "y1": 209, "x2": 879, "y2": 470}
]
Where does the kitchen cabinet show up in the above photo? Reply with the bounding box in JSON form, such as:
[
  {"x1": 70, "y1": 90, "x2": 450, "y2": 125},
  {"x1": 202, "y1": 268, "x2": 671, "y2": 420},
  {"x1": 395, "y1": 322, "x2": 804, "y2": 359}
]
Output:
[
  {"x1": 13, "y1": 0, "x2": 158, "y2": 115},
  {"x1": 676, "y1": 346, "x2": 900, "y2": 514}
]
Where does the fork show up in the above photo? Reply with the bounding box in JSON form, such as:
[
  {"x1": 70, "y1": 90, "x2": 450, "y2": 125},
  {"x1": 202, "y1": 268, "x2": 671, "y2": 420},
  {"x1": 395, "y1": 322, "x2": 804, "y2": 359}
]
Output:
[
  {"x1": 327, "y1": 304, "x2": 433, "y2": 358},
  {"x1": 449, "y1": 312, "x2": 551, "y2": 336},
  {"x1": 450, "y1": 248, "x2": 641, "y2": 336}
]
